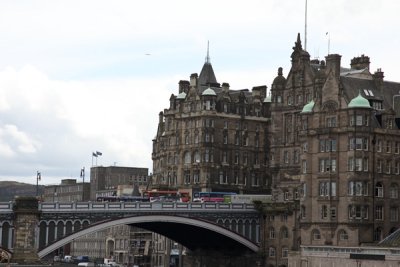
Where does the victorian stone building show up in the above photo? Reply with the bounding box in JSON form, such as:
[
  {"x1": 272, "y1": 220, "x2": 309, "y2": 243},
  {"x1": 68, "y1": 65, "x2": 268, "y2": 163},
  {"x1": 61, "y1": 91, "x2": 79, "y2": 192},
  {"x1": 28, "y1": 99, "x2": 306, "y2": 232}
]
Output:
[
  {"x1": 152, "y1": 52, "x2": 271, "y2": 196},
  {"x1": 269, "y1": 33, "x2": 400, "y2": 257}
]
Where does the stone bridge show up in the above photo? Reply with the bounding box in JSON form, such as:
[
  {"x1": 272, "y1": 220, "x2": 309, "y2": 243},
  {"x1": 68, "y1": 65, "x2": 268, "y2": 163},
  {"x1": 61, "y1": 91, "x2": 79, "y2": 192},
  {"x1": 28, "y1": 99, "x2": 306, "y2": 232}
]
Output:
[{"x1": 0, "y1": 197, "x2": 262, "y2": 263}]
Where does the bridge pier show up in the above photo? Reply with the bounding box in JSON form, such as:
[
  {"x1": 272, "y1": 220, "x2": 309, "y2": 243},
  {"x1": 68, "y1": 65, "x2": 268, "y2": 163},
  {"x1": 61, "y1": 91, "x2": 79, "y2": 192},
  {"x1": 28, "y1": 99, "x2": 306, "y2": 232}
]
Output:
[{"x1": 11, "y1": 197, "x2": 41, "y2": 264}]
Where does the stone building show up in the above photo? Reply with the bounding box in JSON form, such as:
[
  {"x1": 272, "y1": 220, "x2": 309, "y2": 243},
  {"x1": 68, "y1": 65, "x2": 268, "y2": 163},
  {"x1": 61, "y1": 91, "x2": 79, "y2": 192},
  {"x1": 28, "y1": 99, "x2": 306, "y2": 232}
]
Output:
[
  {"x1": 90, "y1": 166, "x2": 149, "y2": 200},
  {"x1": 43, "y1": 179, "x2": 90, "y2": 202},
  {"x1": 152, "y1": 51, "x2": 271, "y2": 197},
  {"x1": 268, "y1": 34, "x2": 400, "y2": 266}
]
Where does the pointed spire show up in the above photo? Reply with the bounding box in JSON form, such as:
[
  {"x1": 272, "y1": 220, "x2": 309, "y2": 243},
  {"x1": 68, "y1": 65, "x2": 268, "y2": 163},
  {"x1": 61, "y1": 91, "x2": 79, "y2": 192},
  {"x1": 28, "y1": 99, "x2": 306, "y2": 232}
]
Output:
[
  {"x1": 294, "y1": 33, "x2": 302, "y2": 51},
  {"x1": 205, "y1": 40, "x2": 210, "y2": 64}
]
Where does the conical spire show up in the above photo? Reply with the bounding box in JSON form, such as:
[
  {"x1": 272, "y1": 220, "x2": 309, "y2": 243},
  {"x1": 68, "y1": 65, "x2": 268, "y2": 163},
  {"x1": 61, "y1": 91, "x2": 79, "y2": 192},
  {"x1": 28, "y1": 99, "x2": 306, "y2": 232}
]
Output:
[{"x1": 198, "y1": 41, "x2": 218, "y2": 87}]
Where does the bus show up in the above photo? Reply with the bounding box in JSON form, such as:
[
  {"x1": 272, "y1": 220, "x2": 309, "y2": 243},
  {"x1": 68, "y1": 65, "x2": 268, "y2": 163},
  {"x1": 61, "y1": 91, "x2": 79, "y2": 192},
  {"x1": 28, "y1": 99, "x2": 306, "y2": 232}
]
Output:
[
  {"x1": 96, "y1": 196, "x2": 150, "y2": 202},
  {"x1": 192, "y1": 192, "x2": 237, "y2": 203},
  {"x1": 142, "y1": 190, "x2": 190, "y2": 202},
  {"x1": 228, "y1": 194, "x2": 272, "y2": 204}
]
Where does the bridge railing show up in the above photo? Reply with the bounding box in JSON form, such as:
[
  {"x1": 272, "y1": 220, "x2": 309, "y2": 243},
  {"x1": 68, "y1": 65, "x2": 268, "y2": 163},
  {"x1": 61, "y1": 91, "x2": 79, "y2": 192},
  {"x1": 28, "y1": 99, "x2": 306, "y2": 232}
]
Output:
[{"x1": 39, "y1": 201, "x2": 257, "y2": 212}]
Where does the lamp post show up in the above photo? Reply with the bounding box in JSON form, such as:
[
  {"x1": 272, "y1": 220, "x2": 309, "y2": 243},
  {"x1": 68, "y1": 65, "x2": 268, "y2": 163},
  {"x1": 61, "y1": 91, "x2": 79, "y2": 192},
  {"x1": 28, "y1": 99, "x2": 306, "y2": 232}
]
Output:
[
  {"x1": 80, "y1": 167, "x2": 85, "y2": 201},
  {"x1": 36, "y1": 171, "x2": 41, "y2": 197}
]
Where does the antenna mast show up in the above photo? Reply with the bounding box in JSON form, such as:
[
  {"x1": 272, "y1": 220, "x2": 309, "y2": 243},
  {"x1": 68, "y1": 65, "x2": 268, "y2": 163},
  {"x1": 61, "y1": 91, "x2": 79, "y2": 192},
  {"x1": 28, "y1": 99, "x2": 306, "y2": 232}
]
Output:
[{"x1": 304, "y1": 0, "x2": 308, "y2": 51}]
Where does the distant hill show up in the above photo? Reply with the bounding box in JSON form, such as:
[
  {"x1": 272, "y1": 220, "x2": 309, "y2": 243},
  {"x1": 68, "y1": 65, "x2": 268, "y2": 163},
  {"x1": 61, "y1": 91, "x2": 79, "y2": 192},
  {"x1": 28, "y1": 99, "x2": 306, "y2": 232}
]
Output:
[{"x1": 0, "y1": 181, "x2": 44, "y2": 202}]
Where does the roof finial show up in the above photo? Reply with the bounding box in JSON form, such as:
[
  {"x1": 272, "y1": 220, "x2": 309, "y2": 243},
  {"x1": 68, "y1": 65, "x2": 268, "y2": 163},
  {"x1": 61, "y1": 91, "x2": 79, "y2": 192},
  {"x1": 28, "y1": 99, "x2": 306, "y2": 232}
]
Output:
[{"x1": 205, "y1": 40, "x2": 210, "y2": 64}]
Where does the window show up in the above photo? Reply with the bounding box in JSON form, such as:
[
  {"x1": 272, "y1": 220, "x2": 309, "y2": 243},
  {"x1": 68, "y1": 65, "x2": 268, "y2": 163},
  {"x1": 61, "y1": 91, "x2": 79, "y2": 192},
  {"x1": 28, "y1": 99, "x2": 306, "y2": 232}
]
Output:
[
  {"x1": 319, "y1": 139, "x2": 336, "y2": 152},
  {"x1": 283, "y1": 151, "x2": 289, "y2": 164},
  {"x1": 223, "y1": 133, "x2": 228, "y2": 144},
  {"x1": 293, "y1": 150, "x2": 300, "y2": 164},
  {"x1": 281, "y1": 247, "x2": 288, "y2": 258},
  {"x1": 312, "y1": 229, "x2": 321, "y2": 240},
  {"x1": 377, "y1": 140, "x2": 382, "y2": 152},
  {"x1": 349, "y1": 137, "x2": 369, "y2": 151},
  {"x1": 193, "y1": 170, "x2": 200, "y2": 184},
  {"x1": 194, "y1": 151, "x2": 201, "y2": 163},
  {"x1": 243, "y1": 152, "x2": 248, "y2": 165},
  {"x1": 348, "y1": 181, "x2": 369, "y2": 196},
  {"x1": 375, "y1": 206, "x2": 384, "y2": 220},
  {"x1": 281, "y1": 227, "x2": 289, "y2": 239},
  {"x1": 321, "y1": 205, "x2": 328, "y2": 219},
  {"x1": 301, "y1": 205, "x2": 306, "y2": 218},
  {"x1": 251, "y1": 173, "x2": 260, "y2": 187},
  {"x1": 184, "y1": 170, "x2": 190, "y2": 184},
  {"x1": 234, "y1": 152, "x2": 239, "y2": 164},
  {"x1": 219, "y1": 171, "x2": 228, "y2": 184},
  {"x1": 395, "y1": 142, "x2": 400, "y2": 154},
  {"x1": 375, "y1": 182, "x2": 384, "y2": 198},
  {"x1": 339, "y1": 230, "x2": 348, "y2": 240},
  {"x1": 390, "y1": 207, "x2": 399, "y2": 222},
  {"x1": 348, "y1": 157, "x2": 368, "y2": 172},
  {"x1": 185, "y1": 134, "x2": 190, "y2": 144},
  {"x1": 319, "y1": 159, "x2": 336, "y2": 172},
  {"x1": 374, "y1": 227, "x2": 383, "y2": 241},
  {"x1": 184, "y1": 151, "x2": 191, "y2": 164},
  {"x1": 269, "y1": 227, "x2": 276, "y2": 239},
  {"x1": 350, "y1": 114, "x2": 369, "y2": 126},
  {"x1": 390, "y1": 184, "x2": 399, "y2": 199},
  {"x1": 326, "y1": 117, "x2": 337, "y2": 127},
  {"x1": 395, "y1": 161, "x2": 400, "y2": 174},
  {"x1": 204, "y1": 149, "x2": 210, "y2": 162},
  {"x1": 319, "y1": 181, "x2": 336, "y2": 196},
  {"x1": 302, "y1": 160, "x2": 307, "y2": 173},
  {"x1": 269, "y1": 247, "x2": 276, "y2": 257},
  {"x1": 222, "y1": 151, "x2": 228, "y2": 163},
  {"x1": 349, "y1": 205, "x2": 369, "y2": 219},
  {"x1": 386, "y1": 141, "x2": 392, "y2": 153},
  {"x1": 330, "y1": 207, "x2": 337, "y2": 219}
]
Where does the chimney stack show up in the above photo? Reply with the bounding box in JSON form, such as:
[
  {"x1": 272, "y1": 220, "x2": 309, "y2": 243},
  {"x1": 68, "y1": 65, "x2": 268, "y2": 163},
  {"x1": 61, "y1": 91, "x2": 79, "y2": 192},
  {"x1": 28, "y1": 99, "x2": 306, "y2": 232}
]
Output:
[
  {"x1": 325, "y1": 54, "x2": 342, "y2": 80},
  {"x1": 350, "y1": 54, "x2": 370, "y2": 70}
]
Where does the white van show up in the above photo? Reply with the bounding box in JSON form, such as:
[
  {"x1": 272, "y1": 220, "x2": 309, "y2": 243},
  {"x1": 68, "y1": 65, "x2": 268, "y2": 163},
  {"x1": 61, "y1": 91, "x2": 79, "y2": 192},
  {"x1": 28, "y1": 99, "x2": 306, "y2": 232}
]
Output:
[{"x1": 78, "y1": 262, "x2": 95, "y2": 267}]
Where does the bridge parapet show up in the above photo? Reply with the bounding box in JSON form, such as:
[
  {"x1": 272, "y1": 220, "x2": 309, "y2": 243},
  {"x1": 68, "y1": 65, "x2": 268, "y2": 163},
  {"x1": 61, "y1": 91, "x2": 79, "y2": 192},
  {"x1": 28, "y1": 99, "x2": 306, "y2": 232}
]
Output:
[{"x1": 39, "y1": 201, "x2": 257, "y2": 213}]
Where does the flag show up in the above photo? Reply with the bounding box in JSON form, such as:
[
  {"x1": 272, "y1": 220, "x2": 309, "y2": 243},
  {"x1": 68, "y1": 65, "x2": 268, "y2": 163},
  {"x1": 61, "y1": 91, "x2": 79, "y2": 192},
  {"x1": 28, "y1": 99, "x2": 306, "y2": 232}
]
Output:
[
  {"x1": 37, "y1": 172, "x2": 41, "y2": 181},
  {"x1": 96, "y1": 151, "x2": 102, "y2": 156},
  {"x1": 92, "y1": 152, "x2": 98, "y2": 157},
  {"x1": 80, "y1": 168, "x2": 85, "y2": 178}
]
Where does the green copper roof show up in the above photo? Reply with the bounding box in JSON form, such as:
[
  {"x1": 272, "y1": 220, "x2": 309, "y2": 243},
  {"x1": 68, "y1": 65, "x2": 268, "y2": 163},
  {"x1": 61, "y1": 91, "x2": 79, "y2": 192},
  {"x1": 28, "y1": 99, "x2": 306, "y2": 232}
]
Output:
[
  {"x1": 202, "y1": 87, "x2": 216, "y2": 96},
  {"x1": 301, "y1": 100, "x2": 315, "y2": 113},
  {"x1": 348, "y1": 93, "x2": 371, "y2": 108},
  {"x1": 176, "y1": 92, "x2": 187, "y2": 100}
]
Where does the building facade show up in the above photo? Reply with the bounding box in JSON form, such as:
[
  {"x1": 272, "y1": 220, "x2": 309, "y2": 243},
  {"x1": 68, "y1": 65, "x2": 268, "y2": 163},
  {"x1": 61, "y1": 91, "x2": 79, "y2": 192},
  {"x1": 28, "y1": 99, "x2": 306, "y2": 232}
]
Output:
[
  {"x1": 90, "y1": 166, "x2": 149, "y2": 200},
  {"x1": 43, "y1": 179, "x2": 90, "y2": 202},
  {"x1": 265, "y1": 34, "x2": 400, "y2": 267},
  {"x1": 152, "y1": 53, "x2": 271, "y2": 197}
]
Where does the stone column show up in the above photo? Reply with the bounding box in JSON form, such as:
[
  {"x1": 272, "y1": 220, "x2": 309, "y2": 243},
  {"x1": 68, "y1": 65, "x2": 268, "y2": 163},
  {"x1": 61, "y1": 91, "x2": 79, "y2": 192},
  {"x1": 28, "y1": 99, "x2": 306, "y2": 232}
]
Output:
[{"x1": 11, "y1": 196, "x2": 41, "y2": 264}]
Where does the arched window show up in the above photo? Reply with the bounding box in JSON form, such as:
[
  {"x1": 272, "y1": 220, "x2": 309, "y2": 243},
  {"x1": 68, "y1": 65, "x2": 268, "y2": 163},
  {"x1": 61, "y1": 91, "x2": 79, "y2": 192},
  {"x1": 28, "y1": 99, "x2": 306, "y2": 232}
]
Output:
[
  {"x1": 184, "y1": 151, "x2": 191, "y2": 164},
  {"x1": 375, "y1": 182, "x2": 384, "y2": 197}
]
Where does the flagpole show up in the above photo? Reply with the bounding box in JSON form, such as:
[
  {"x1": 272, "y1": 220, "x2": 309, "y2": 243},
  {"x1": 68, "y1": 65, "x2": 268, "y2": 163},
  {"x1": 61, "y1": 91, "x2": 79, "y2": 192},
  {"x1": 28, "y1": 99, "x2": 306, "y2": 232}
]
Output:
[{"x1": 304, "y1": 0, "x2": 308, "y2": 51}]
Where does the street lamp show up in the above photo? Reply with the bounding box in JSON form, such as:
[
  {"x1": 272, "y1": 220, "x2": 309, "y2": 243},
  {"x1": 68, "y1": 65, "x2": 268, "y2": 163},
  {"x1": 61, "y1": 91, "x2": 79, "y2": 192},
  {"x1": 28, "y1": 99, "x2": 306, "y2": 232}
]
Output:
[
  {"x1": 80, "y1": 167, "x2": 85, "y2": 201},
  {"x1": 36, "y1": 171, "x2": 41, "y2": 197}
]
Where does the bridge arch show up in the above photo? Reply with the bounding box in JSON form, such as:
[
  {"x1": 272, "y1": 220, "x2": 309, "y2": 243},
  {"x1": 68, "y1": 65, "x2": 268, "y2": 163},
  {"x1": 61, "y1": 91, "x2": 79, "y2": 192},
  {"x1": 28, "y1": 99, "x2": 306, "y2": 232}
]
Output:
[{"x1": 38, "y1": 214, "x2": 259, "y2": 258}]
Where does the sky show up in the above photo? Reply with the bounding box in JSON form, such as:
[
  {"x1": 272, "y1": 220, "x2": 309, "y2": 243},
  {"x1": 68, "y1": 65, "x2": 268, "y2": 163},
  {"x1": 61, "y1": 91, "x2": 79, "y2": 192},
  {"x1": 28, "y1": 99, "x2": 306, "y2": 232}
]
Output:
[{"x1": 0, "y1": 0, "x2": 399, "y2": 185}]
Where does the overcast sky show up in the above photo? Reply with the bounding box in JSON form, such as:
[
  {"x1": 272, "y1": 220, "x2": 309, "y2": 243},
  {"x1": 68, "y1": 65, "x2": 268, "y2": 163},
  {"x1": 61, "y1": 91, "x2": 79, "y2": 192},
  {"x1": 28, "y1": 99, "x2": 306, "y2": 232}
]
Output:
[{"x1": 0, "y1": 0, "x2": 399, "y2": 185}]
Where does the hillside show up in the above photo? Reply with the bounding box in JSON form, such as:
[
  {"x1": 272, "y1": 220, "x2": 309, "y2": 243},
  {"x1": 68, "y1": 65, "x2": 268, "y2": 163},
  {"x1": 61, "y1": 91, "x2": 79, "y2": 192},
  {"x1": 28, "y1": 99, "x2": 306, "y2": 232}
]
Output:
[{"x1": 0, "y1": 181, "x2": 44, "y2": 202}]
